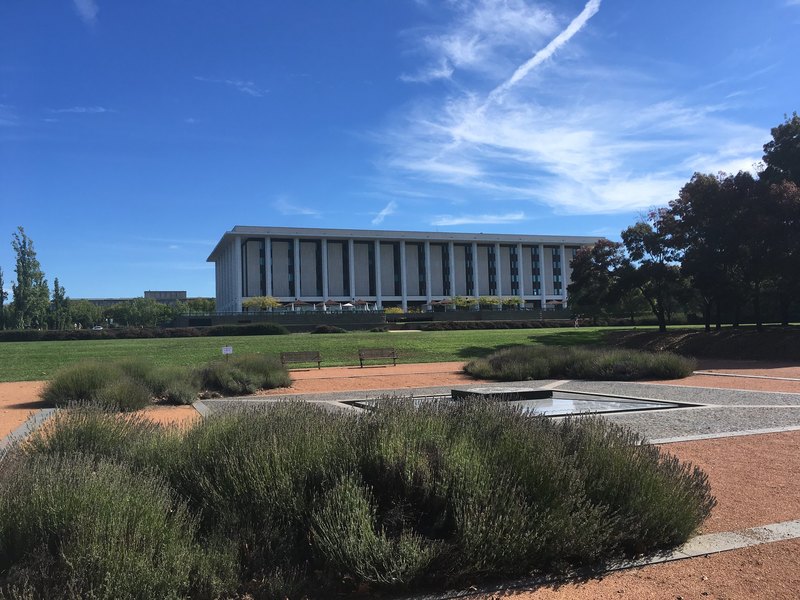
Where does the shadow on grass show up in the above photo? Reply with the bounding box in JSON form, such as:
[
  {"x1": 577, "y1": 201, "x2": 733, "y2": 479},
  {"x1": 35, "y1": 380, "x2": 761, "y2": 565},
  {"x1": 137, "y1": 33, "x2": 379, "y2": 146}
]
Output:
[
  {"x1": 529, "y1": 329, "x2": 609, "y2": 347},
  {"x1": 456, "y1": 343, "x2": 522, "y2": 359}
]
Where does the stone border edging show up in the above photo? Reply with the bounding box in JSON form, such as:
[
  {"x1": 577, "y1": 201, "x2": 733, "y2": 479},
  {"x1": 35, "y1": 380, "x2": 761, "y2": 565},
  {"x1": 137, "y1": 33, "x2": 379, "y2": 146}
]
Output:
[
  {"x1": 651, "y1": 424, "x2": 800, "y2": 444},
  {"x1": 694, "y1": 370, "x2": 800, "y2": 382},
  {"x1": 192, "y1": 400, "x2": 210, "y2": 418},
  {"x1": 407, "y1": 518, "x2": 800, "y2": 600},
  {"x1": 0, "y1": 408, "x2": 57, "y2": 453}
]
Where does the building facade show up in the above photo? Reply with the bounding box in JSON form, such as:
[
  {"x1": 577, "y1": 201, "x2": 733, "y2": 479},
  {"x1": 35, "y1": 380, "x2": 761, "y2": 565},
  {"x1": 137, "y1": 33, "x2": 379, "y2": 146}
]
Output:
[{"x1": 207, "y1": 226, "x2": 600, "y2": 313}]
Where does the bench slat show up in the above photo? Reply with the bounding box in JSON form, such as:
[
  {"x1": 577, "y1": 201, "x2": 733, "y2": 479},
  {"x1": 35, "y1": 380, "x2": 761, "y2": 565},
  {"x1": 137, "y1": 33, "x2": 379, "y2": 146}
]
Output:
[
  {"x1": 280, "y1": 351, "x2": 322, "y2": 369},
  {"x1": 358, "y1": 348, "x2": 397, "y2": 367}
]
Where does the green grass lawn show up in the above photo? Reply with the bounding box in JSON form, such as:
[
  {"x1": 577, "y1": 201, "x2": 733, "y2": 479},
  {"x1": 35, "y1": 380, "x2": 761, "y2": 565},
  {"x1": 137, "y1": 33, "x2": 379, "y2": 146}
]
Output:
[{"x1": 0, "y1": 327, "x2": 617, "y2": 382}]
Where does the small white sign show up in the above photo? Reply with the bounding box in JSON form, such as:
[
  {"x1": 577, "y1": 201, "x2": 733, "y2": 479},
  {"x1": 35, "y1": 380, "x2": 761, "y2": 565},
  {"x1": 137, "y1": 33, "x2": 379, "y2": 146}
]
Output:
[{"x1": 222, "y1": 345, "x2": 233, "y2": 355}]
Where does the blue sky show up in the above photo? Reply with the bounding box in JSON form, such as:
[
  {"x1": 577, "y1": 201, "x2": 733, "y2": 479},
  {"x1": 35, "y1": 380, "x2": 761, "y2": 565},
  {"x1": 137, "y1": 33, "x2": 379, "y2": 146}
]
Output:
[{"x1": 1, "y1": 0, "x2": 798, "y2": 298}]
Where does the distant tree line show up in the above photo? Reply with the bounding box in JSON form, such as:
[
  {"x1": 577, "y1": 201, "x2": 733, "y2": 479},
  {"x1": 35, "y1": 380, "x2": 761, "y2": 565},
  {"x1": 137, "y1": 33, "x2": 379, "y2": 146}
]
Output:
[
  {"x1": 0, "y1": 227, "x2": 214, "y2": 331},
  {"x1": 569, "y1": 113, "x2": 800, "y2": 332}
]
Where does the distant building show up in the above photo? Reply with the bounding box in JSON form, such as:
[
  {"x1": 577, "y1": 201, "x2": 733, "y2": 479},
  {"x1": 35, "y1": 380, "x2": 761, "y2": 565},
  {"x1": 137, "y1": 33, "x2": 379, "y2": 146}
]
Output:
[
  {"x1": 208, "y1": 226, "x2": 600, "y2": 313},
  {"x1": 144, "y1": 290, "x2": 187, "y2": 305}
]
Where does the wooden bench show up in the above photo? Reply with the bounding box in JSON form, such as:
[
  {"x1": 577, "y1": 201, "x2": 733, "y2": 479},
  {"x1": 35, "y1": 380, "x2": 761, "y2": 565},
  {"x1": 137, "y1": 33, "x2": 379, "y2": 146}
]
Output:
[
  {"x1": 358, "y1": 348, "x2": 397, "y2": 368},
  {"x1": 280, "y1": 351, "x2": 322, "y2": 369}
]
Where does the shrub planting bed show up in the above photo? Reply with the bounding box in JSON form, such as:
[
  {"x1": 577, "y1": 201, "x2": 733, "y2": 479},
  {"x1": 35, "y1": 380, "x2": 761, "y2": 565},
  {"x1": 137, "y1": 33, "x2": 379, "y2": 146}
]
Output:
[
  {"x1": 465, "y1": 345, "x2": 696, "y2": 381},
  {"x1": 1, "y1": 401, "x2": 715, "y2": 599},
  {"x1": 40, "y1": 355, "x2": 291, "y2": 410}
]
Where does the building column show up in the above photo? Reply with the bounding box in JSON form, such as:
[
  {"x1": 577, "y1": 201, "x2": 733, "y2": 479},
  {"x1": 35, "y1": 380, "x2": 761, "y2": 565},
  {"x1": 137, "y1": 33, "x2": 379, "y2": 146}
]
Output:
[
  {"x1": 374, "y1": 240, "x2": 382, "y2": 308},
  {"x1": 516, "y1": 242, "x2": 525, "y2": 304},
  {"x1": 471, "y1": 242, "x2": 479, "y2": 299},
  {"x1": 293, "y1": 238, "x2": 301, "y2": 299},
  {"x1": 560, "y1": 243, "x2": 567, "y2": 307},
  {"x1": 448, "y1": 241, "x2": 456, "y2": 297},
  {"x1": 233, "y1": 235, "x2": 243, "y2": 312},
  {"x1": 264, "y1": 237, "x2": 272, "y2": 297},
  {"x1": 400, "y1": 241, "x2": 408, "y2": 311},
  {"x1": 321, "y1": 239, "x2": 328, "y2": 300},
  {"x1": 494, "y1": 242, "x2": 502, "y2": 297},
  {"x1": 424, "y1": 240, "x2": 432, "y2": 305},
  {"x1": 348, "y1": 239, "x2": 356, "y2": 299},
  {"x1": 538, "y1": 243, "x2": 547, "y2": 307}
]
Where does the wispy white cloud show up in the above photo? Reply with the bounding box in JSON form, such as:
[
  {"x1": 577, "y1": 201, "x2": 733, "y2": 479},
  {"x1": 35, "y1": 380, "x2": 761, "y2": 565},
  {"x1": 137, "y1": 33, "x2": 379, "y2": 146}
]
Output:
[
  {"x1": 49, "y1": 106, "x2": 115, "y2": 114},
  {"x1": 399, "y1": 59, "x2": 454, "y2": 83},
  {"x1": 485, "y1": 0, "x2": 600, "y2": 105},
  {"x1": 72, "y1": 0, "x2": 99, "y2": 26},
  {"x1": 194, "y1": 76, "x2": 266, "y2": 97},
  {"x1": 371, "y1": 200, "x2": 398, "y2": 225},
  {"x1": 431, "y1": 212, "x2": 526, "y2": 226},
  {"x1": 401, "y1": 0, "x2": 560, "y2": 82},
  {"x1": 379, "y1": 0, "x2": 768, "y2": 216},
  {"x1": 273, "y1": 197, "x2": 321, "y2": 217},
  {"x1": 0, "y1": 104, "x2": 19, "y2": 127}
]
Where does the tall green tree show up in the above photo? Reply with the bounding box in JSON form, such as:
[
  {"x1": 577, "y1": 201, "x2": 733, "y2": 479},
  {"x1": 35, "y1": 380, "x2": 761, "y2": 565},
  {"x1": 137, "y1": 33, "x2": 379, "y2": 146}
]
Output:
[
  {"x1": 762, "y1": 112, "x2": 800, "y2": 185},
  {"x1": 68, "y1": 299, "x2": 103, "y2": 328},
  {"x1": 719, "y1": 172, "x2": 774, "y2": 330},
  {"x1": 11, "y1": 227, "x2": 50, "y2": 329},
  {"x1": 665, "y1": 173, "x2": 744, "y2": 331},
  {"x1": 567, "y1": 239, "x2": 624, "y2": 325},
  {"x1": 620, "y1": 211, "x2": 684, "y2": 333},
  {"x1": 767, "y1": 180, "x2": 800, "y2": 325},
  {"x1": 105, "y1": 298, "x2": 175, "y2": 327},
  {"x1": 49, "y1": 278, "x2": 71, "y2": 330},
  {"x1": 176, "y1": 297, "x2": 216, "y2": 314},
  {"x1": 0, "y1": 266, "x2": 7, "y2": 329}
]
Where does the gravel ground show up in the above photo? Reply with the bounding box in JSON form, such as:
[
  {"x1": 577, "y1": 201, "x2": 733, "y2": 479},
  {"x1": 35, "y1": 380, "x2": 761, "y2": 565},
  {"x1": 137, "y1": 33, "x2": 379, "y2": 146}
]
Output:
[{"x1": 204, "y1": 378, "x2": 800, "y2": 442}]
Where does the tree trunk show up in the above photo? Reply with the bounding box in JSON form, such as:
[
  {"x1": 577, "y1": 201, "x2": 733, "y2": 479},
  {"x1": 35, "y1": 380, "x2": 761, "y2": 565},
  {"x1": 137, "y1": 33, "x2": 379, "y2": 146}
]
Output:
[
  {"x1": 779, "y1": 293, "x2": 790, "y2": 327},
  {"x1": 754, "y1": 282, "x2": 762, "y2": 331},
  {"x1": 656, "y1": 303, "x2": 667, "y2": 333},
  {"x1": 715, "y1": 298, "x2": 722, "y2": 330},
  {"x1": 704, "y1": 301, "x2": 711, "y2": 333}
]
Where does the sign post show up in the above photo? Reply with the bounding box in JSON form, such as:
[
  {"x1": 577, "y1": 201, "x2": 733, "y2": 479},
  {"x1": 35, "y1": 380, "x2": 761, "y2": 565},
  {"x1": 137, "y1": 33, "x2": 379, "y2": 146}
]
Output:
[{"x1": 222, "y1": 345, "x2": 233, "y2": 361}]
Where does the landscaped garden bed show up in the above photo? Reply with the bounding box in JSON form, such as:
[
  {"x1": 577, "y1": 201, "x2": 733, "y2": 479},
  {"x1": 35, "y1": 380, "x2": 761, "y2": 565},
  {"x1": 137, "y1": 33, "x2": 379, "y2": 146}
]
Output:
[
  {"x1": 0, "y1": 400, "x2": 715, "y2": 599},
  {"x1": 39, "y1": 354, "x2": 291, "y2": 410},
  {"x1": 464, "y1": 345, "x2": 696, "y2": 381}
]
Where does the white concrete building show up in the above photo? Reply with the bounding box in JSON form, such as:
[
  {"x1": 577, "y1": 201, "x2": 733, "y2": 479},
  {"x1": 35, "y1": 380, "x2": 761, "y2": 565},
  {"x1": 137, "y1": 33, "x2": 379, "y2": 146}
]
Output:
[{"x1": 207, "y1": 226, "x2": 600, "y2": 313}]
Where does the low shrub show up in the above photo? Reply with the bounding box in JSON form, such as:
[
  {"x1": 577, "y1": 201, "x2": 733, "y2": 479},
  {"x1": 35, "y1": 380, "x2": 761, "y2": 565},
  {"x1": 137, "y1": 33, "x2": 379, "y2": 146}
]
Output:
[
  {"x1": 16, "y1": 401, "x2": 714, "y2": 598},
  {"x1": 0, "y1": 453, "x2": 234, "y2": 599},
  {"x1": 94, "y1": 377, "x2": 153, "y2": 412},
  {"x1": 310, "y1": 324, "x2": 348, "y2": 334},
  {"x1": 40, "y1": 362, "x2": 121, "y2": 407},
  {"x1": 196, "y1": 354, "x2": 290, "y2": 396},
  {"x1": 464, "y1": 345, "x2": 696, "y2": 381},
  {"x1": 163, "y1": 380, "x2": 198, "y2": 405}
]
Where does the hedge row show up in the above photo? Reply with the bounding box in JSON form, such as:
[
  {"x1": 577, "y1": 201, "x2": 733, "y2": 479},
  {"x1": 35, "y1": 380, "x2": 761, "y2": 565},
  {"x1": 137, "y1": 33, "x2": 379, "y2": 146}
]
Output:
[
  {"x1": 0, "y1": 322, "x2": 289, "y2": 343},
  {"x1": 421, "y1": 320, "x2": 576, "y2": 331}
]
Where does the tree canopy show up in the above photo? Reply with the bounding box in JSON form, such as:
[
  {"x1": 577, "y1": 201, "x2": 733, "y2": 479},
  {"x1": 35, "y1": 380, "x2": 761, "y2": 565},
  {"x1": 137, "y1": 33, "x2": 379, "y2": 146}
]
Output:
[{"x1": 11, "y1": 227, "x2": 50, "y2": 329}]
